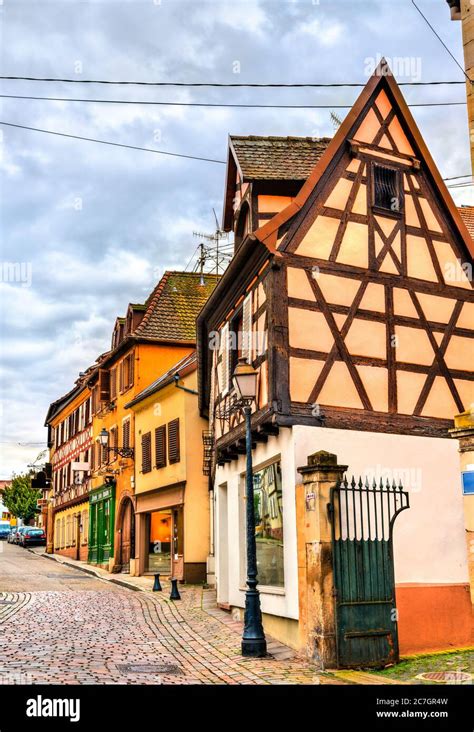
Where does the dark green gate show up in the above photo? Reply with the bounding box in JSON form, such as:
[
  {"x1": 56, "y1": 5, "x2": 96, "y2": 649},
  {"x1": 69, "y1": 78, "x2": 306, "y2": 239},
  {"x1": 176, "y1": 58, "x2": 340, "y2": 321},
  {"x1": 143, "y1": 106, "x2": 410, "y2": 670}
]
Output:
[{"x1": 329, "y1": 476, "x2": 409, "y2": 669}]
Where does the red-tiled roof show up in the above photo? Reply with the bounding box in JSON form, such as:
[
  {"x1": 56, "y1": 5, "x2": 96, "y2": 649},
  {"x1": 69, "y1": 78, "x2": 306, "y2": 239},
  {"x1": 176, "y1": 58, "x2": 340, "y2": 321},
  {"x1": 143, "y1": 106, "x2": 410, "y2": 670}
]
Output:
[
  {"x1": 230, "y1": 135, "x2": 332, "y2": 181},
  {"x1": 134, "y1": 271, "x2": 219, "y2": 342},
  {"x1": 458, "y1": 206, "x2": 474, "y2": 239}
]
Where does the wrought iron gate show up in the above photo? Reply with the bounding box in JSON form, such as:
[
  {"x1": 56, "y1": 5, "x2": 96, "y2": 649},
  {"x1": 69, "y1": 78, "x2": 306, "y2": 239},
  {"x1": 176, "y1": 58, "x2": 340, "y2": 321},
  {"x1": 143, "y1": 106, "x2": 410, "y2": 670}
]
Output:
[{"x1": 329, "y1": 476, "x2": 409, "y2": 669}]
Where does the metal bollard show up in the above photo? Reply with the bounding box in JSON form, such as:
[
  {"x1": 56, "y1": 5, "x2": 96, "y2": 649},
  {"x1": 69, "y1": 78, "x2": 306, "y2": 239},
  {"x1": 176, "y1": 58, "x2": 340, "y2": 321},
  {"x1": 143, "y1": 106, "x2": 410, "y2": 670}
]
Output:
[
  {"x1": 153, "y1": 573, "x2": 162, "y2": 592},
  {"x1": 169, "y1": 578, "x2": 181, "y2": 600}
]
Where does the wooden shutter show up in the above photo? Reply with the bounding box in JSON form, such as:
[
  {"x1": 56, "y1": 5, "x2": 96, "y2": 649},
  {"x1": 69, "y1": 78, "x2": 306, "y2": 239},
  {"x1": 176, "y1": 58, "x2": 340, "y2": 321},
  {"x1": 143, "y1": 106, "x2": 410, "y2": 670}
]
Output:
[
  {"x1": 99, "y1": 369, "x2": 110, "y2": 403},
  {"x1": 128, "y1": 352, "x2": 134, "y2": 388},
  {"x1": 209, "y1": 349, "x2": 216, "y2": 426},
  {"x1": 155, "y1": 425, "x2": 167, "y2": 468},
  {"x1": 242, "y1": 292, "x2": 252, "y2": 363},
  {"x1": 168, "y1": 419, "x2": 180, "y2": 464},
  {"x1": 119, "y1": 360, "x2": 124, "y2": 393},
  {"x1": 123, "y1": 419, "x2": 130, "y2": 448},
  {"x1": 110, "y1": 367, "x2": 117, "y2": 400},
  {"x1": 110, "y1": 426, "x2": 118, "y2": 459},
  {"x1": 141, "y1": 432, "x2": 152, "y2": 473},
  {"x1": 220, "y1": 322, "x2": 230, "y2": 396}
]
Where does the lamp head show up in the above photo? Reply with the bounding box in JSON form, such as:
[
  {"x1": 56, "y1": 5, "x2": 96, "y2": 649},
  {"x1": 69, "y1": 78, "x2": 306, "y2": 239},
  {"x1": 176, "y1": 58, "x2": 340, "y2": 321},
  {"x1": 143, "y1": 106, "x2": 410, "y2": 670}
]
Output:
[
  {"x1": 232, "y1": 357, "x2": 258, "y2": 401},
  {"x1": 99, "y1": 427, "x2": 109, "y2": 447}
]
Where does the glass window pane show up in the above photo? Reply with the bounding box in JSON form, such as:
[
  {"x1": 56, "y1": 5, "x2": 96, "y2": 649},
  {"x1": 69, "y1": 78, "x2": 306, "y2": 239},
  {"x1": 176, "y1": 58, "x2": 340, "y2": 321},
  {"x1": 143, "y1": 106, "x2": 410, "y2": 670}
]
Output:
[{"x1": 253, "y1": 461, "x2": 284, "y2": 587}]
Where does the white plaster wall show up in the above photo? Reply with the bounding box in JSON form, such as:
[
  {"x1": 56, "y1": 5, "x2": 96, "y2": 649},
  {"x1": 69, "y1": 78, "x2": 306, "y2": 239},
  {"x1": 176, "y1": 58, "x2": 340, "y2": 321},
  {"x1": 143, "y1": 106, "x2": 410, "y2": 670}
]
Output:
[
  {"x1": 214, "y1": 428, "x2": 299, "y2": 620},
  {"x1": 293, "y1": 425, "x2": 469, "y2": 585}
]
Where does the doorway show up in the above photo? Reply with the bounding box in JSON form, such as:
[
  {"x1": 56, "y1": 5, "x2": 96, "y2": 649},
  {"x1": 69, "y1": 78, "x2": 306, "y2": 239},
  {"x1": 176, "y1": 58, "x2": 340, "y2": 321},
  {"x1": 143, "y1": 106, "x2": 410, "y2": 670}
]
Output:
[
  {"x1": 121, "y1": 498, "x2": 135, "y2": 572},
  {"x1": 146, "y1": 510, "x2": 172, "y2": 573}
]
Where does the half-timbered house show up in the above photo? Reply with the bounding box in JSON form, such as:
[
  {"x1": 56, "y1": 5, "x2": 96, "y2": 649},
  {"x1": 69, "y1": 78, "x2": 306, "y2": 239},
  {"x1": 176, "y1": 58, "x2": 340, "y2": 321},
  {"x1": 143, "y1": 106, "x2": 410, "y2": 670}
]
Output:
[{"x1": 198, "y1": 61, "x2": 474, "y2": 664}]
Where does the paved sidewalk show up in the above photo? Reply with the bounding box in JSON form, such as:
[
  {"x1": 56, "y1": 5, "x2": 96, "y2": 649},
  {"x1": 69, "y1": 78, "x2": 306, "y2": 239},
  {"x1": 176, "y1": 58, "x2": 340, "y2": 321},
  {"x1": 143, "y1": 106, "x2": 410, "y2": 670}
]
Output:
[{"x1": 14, "y1": 547, "x2": 342, "y2": 684}]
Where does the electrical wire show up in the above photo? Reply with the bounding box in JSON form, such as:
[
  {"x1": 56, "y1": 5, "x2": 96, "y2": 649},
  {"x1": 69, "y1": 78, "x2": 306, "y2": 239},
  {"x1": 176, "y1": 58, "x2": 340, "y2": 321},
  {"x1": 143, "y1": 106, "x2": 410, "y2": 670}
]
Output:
[
  {"x1": 0, "y1": 119, "x2": 470, "y2": 184},
  {"x1": 0, "y1": 121, "x2": 226, "y2": 164},
  {"x1": 0, "y1": 93, "x2": 466, "y2": 109},
  {"x1": 411, "y1": 0, "x2": 471, "y2": 83},
  {"x1": 0, "y1": 76, "x2": 466, "y2": 87}
]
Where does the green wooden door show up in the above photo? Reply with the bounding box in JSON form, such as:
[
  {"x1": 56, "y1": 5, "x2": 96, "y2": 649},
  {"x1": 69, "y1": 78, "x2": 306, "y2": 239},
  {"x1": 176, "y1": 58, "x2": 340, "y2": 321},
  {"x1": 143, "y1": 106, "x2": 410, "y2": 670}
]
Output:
[
  {"x1": 88, "y1": 484, "x2": 115, "y2": 565},
  {"x1": 330, "y1": 477, "x2": 409, "y2": 669},
  {"x1": 97, "y1": 503, "x2": 105, "y2": 565}
]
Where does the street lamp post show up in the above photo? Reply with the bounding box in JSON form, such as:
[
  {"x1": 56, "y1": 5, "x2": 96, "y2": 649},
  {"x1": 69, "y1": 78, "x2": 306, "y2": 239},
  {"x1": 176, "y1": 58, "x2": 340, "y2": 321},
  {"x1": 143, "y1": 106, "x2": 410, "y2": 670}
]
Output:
[{"x1": 232, "y1": 358, "x2": 267, "y2": 658}]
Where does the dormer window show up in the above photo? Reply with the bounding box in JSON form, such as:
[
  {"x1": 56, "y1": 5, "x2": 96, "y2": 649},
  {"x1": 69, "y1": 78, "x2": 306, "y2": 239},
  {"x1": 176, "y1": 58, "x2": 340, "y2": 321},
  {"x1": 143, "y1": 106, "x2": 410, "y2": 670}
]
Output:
[{"x1": 373, "y1": 164, "x2": 402, "y2": 214}]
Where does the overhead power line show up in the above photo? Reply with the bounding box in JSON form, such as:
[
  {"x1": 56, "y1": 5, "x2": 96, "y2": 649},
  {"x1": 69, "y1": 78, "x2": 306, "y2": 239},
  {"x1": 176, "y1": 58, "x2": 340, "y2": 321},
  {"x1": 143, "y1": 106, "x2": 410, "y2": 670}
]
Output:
[
  {"x1": 0, "y1": 121, "x2": 226, "y2": 164},
  {"x1": 0, "y1": 119, "x2": 470, "y2": 187},
  {"x1": 0, "y1": 75, "x2": 466, "y2": 88},
  {"x1": 411, "y1": 0, "x2": 471, "y2": 83},
  {"x1": 0, "y1": 93, "x2": 466, "y2": 109}
]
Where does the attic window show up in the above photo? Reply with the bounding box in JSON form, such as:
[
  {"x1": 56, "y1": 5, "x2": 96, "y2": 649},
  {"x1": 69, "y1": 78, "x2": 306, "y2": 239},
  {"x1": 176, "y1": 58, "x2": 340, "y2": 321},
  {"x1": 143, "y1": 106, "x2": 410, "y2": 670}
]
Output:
[{"x1": 373, "y1": 165, "x2": 402, "y2": 213}]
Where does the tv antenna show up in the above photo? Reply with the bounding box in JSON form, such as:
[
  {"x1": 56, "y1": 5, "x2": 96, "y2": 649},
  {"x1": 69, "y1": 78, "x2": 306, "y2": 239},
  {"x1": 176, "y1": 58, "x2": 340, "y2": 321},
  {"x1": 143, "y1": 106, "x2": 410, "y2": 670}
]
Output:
[
  {"x1": 192, "y1": 209, "x2": 232, "y2": 278},
  {"x1": 330, "y1": 111, "x2": 343, "y2": 131}
]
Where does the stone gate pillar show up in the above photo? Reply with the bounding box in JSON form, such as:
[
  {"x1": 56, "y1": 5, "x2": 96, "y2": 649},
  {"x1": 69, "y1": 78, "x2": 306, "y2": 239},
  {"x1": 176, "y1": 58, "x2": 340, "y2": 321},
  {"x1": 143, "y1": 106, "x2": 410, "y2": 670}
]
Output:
[
  {"x1": 450, "y1": 410, "x2": 474, "y2": 602},
  {"x1": 297, "y1": 450, "x2": 347, "y2": 668}
]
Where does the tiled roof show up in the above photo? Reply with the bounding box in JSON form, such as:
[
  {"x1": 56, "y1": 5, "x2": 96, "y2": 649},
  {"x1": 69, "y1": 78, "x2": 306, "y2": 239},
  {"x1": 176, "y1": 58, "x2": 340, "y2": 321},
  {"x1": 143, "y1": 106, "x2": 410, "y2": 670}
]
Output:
[
  {"x1": 458, "y1": 205, "x2": 474, "y2": 239},
  {"x1": 134, "y1": 271, "x2": 219, "y2": 342},
  {"x1": 125, "y1": 351, "x2": 197, "y2": 408},
  {"x1": 230, "y1": 135, "x2": 332, "y2": 181}
]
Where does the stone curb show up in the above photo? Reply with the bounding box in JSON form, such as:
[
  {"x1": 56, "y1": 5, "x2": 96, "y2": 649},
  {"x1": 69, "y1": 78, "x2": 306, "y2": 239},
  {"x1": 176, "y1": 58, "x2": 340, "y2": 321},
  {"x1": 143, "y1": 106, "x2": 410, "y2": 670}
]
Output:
[{"x1": 26, "y1": 548, "x2": 142, "y2": 592}]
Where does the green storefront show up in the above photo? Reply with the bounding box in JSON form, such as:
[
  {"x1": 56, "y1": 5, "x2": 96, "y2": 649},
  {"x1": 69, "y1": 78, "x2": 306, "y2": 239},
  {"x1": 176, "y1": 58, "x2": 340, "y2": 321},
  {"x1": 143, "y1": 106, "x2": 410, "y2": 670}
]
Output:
[{"x1": 88, "y1": 483, "x2": 115, "y2": 566}]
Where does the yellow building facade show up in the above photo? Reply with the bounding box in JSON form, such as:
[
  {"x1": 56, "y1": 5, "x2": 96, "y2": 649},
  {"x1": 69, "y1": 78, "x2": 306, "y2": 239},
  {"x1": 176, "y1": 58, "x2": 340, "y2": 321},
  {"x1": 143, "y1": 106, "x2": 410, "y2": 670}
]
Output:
[
  {"x1": 126, "y1": 352, "x2": 210, "y2": 583},
  {"x1": 86, "y1": 271, "x2": 218, "y2": 572}
]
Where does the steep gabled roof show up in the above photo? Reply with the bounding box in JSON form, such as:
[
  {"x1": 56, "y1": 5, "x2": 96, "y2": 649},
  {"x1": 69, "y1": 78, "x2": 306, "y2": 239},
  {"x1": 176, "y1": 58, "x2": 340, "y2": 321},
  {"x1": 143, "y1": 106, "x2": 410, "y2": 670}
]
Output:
[
  {"x1": 253, "y1": 59, "x2": 474, "y2": 261},
  {"x1": 458, "y1": 206, "x2": 474, "y2": 239},
  {"x1": 134, "y1": 271, "x2": 219, "y2": 342},
  {"x1": 230, "y1": 135, "x2": 331, "y2": 181},
  {"x1": 223, "y1": 135, "x2": 331, "y2": 231}
]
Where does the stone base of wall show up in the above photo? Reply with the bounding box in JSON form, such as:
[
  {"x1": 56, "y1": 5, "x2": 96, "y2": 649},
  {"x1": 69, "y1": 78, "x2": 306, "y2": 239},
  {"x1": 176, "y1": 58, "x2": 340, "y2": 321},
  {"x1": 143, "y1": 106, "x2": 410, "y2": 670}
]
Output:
[
  {"x1": 396, "y1": 583, "x2": 473, "y2": 655},
  {"x1": 55, "y1": 545, "x2": 88, "y2": 562},
  {"x1": 231, "y1": 606, "x2": 302, "y2": 652},
  {"x1": 183, "y1": 562, "x2": 206, "y2": 584},
  {"x1": 467, "y1": 531, "x2": 474, "y2": 603}
]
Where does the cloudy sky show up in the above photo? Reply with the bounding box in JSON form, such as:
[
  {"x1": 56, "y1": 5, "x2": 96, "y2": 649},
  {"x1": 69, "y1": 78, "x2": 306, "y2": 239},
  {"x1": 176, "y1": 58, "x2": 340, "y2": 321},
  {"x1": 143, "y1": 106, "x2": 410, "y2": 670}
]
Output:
[{"x1": 0, "y1": 0, "x2": 471, "y2": 477}]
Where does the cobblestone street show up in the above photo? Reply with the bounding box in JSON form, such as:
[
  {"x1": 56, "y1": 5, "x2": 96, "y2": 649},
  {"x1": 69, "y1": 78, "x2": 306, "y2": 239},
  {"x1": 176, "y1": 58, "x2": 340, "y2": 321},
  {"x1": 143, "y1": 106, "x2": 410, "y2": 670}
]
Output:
[{"x1": 0, "y1": 543, "x2": 339, "y2": 685}]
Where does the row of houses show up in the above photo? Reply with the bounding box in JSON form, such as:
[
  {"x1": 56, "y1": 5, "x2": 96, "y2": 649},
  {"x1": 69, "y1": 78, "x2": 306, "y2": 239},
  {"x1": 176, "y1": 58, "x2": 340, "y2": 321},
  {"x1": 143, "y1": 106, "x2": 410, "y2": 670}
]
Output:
[{"x1": 43, "y1": 64, "x2": 474, "y2": 668}]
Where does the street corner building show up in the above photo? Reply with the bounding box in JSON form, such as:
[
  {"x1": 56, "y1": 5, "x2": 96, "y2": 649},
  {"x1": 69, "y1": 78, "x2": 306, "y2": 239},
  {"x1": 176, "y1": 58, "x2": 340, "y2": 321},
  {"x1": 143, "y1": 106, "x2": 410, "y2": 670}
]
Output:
[
  {"x1": 45, "y1": 271, "x2": 218, "y2": 575},
  {"x1": 197, "y1": 61, "x2": 474, "y2": 667},
  {"x1": 125, "y1": 351, "x2": 210, "y2": 583}
]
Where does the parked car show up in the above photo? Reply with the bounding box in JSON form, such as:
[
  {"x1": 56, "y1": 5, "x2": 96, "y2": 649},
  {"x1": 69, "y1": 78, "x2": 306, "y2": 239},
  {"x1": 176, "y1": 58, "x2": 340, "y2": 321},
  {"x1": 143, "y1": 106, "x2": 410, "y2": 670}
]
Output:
[
  {"x1": 13, "y1": 526, "x2": 28, "y2": 544},
  {"x1": 19, "y1": 527, "x2": 46, "y2": 547},
  {"x1": 7, "y1": 528, "x2": 17, "y2": 543},
  {"x1": 0, "y1": 522, "x2": 11, "y2": 541}
]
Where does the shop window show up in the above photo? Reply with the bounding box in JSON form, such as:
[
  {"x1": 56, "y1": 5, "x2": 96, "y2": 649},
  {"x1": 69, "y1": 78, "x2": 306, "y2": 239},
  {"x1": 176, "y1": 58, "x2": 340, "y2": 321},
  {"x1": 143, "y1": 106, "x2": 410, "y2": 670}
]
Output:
[
  {"x1": 141, "y1": 432, "x2": 152, "y2": 473},
  {"x1": 250, "y1": 461, "x2": 284, "y2": 587},
  {"x1": 155, "y1": 425, "x2": 167, "y2": 469},
  {"x1": 168, "y1": 419, "x2": 180, "y2": 464}
]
